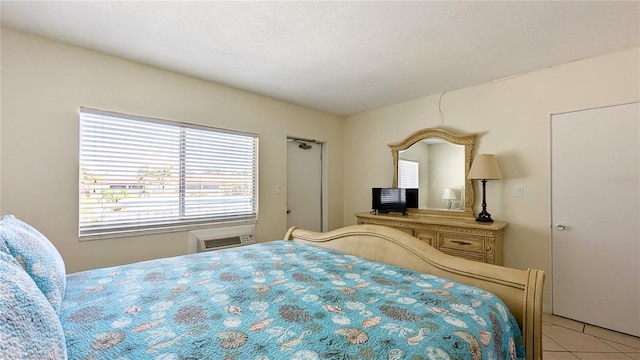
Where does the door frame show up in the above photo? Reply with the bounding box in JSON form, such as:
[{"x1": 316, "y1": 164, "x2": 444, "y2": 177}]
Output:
[{"x1": 286, "y1": 136, "x2": 328, "y2": 233}]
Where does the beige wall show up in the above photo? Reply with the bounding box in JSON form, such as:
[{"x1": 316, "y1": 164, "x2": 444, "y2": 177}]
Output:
[
  {"x1": 0, "y1": 27, "x2": 344, "y2": 273},
  {"x1": 344, "y1": 46, "x2": 640, "y2": 310}
]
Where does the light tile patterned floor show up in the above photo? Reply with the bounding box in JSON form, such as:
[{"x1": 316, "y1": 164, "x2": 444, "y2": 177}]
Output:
[{"x1": 543, "y1": 314, "x2": 640, "y2": 359}]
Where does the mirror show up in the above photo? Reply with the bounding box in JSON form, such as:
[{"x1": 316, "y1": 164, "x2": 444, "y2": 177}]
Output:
[{"x1": 389, "y1": 128, "x2": 477, "y2": 219}]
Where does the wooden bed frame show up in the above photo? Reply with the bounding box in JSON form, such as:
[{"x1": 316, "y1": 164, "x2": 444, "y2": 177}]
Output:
[{"x1": 285, "y1": 224, "x2": 545, "y2": 360}]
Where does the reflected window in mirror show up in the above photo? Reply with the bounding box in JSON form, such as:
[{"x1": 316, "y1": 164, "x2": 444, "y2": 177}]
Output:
[{"x1": 398, "y1": 159, "x2": 419, "y2": 188}]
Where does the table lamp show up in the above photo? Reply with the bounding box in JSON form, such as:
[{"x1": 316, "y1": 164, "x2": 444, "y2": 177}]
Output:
[
  {"x1": 441, "y1": 188, "x2": 457, "y2": 210},
  {"x1": 467, "y1": 154, "x2": 503, "y2": 222}
]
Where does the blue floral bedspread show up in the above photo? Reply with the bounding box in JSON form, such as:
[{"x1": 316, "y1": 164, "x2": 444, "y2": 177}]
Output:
[{"x1": 61, "y1": 240, "x2": 524, "y2": 359}]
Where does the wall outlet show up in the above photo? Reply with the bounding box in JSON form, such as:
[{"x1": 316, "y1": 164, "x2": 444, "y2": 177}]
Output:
[{"x1": 514, "y1": 185, "x2": 524, "y2": 197}]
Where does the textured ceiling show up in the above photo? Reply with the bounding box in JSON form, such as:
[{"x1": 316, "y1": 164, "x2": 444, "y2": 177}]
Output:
[{"x1": 2, "y1": 1, "x2": 639, "y2": 116}]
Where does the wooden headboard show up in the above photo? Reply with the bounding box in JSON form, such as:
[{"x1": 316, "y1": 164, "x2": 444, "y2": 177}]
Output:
[{"x1": 285, "y1": 224, "x2": 545, "y2": 360}]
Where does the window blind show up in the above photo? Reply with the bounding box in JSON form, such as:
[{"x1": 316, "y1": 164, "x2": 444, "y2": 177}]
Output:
[
  {"x1": 398, "y1": 159, "x2": 419, "y2": 188},
  {"x1": 79, "y1": 108, "x2": 258, "y2": 238}
]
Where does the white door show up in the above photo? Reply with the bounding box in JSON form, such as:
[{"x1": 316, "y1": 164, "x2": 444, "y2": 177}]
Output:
[
  {"x1": 286, "y1": 139, "x2": 322, "y2": 232},
  {"x1": 551, "y1": 102, "x2": 639, "y2": 337}
]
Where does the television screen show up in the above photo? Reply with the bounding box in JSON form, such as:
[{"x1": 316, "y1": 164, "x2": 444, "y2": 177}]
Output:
[{"x1": 372, "y1": 188, "x2": 417, "y2": 214}]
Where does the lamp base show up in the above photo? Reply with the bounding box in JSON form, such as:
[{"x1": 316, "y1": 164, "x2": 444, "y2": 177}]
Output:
[
  {"x1": 475, "y1": 179, "x2": 494, "y2": 223},
  {"x1": 475, "y1": 210, "x2": 494, "y2": 223}
]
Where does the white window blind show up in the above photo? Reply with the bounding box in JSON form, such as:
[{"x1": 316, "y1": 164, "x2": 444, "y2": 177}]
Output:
[
  {"x1": 398, "y1": 159, "x2": 419, "y2": 188},
  {"x1": 79, "y1": 107, "x2": 258, "y2": 238}
]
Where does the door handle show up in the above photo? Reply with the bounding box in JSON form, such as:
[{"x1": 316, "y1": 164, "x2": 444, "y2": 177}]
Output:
[
  {"x1": 554, "y1": 224, "x2": 566, "y2": 231},
  {"x1": 451, "y1": 240, "x2": 472, "y2": 246},
  {"x1": 286, "y1": 209, "x2": 291, "y2": 214}
]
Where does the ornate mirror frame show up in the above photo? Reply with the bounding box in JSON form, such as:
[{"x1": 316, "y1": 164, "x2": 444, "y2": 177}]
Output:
[{"x1": 389, "y1": 128, "x2": 477, "y2": 219}]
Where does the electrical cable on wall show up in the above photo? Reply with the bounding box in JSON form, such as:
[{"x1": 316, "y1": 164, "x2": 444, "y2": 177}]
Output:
[{"x1": 438, "y1": 91, "x2": 448, "y2": 127}]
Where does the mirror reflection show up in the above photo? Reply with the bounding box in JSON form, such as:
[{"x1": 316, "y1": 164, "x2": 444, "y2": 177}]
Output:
[
  {"x1": 390, "y1": 128, "x2": 476, "y2": 219},
  {"x1": 398, "y1": 139, "x2": 465, "y2": 211}
]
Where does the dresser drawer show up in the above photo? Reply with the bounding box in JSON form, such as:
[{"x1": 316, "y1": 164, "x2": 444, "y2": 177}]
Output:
[
  {"x1": 439, "y1": 248, "x2": 485, "y2": 262},
  {"x1": 439, "y1": 235, "x2": 483, "y2": 254},
  {"x1": 414, "y1": 229, "x2": 436, "y2": 247}
]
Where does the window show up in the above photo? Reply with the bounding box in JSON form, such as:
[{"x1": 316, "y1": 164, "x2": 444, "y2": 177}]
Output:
[
  {"x1": 398, "y1": 159, "x2": 419, "y2": 188},
  {"x1": 79, "y1": 108, "x2": 258, "y2": 239}
]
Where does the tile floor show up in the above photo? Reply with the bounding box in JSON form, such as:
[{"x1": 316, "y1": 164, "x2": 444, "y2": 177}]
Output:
[{"x1": 543, "y1": 313, "x2": 640, "y2": 359}]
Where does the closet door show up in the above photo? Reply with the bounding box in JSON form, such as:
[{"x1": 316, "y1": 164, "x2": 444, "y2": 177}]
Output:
[{"x1": 551, "y1": 102, "x2": 639, "y2": 336}]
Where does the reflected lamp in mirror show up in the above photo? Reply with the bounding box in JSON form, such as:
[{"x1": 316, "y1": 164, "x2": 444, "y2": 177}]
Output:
[
  {"x1": 468, "y1": 154, "x2": 503, "y2": 222},
  {"x1": 441, "y1": 188, "x2": 457, "y2": 210}
]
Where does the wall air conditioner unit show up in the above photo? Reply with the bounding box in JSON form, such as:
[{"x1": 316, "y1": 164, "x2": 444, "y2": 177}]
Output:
[{"x1": 188, "y1": 224, "x2": 256, "y2": 254}]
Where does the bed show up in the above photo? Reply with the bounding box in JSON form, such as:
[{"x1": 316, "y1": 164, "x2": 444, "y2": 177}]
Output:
[{"x1": 0, "y1": 215, "x2": 544, "y2": 360}]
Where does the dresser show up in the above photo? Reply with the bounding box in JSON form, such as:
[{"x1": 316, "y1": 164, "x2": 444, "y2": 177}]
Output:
[{"x1": 355, "y1": 212, "x2": 507, "y2": 265}]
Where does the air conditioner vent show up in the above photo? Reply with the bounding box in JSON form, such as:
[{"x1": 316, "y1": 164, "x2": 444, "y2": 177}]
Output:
[
  {"x1": 203, "y1": 236, "x2": 242, "y2": 249},
  {"x1": 188, "y1": 224, "x2": 256, "y2": 253}
]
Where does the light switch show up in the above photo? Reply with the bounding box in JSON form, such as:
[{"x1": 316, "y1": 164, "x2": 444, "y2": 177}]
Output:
[{"x1": 514, "y1": 185, "x2": 524, "y2": 197}]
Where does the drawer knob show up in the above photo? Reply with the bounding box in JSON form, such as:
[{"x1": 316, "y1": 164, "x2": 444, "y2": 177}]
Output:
[{"x1": 452, "y1": 240, "x2": 472, "y2": 246}]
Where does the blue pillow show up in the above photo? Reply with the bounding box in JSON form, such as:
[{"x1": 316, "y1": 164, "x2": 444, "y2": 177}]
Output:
[
  {"x1": 0, "y1": 215, "x2": 66, "y2": 314},
  {"x1": 0, "y1": 251, "x2": 67, "y2": 359}
]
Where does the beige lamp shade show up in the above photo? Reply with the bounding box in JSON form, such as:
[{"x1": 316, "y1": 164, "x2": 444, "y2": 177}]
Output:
[
  {"x1": 468, "y1": 154, "x2": 503, "y2": 180},
  {"x1": 441, "y1": 188, "x2": 457, "y2": 200}
]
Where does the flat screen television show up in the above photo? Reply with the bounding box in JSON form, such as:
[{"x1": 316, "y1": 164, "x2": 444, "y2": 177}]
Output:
[{"x1": 372, "y1": 188, "x2": 418, "y2": 215}]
